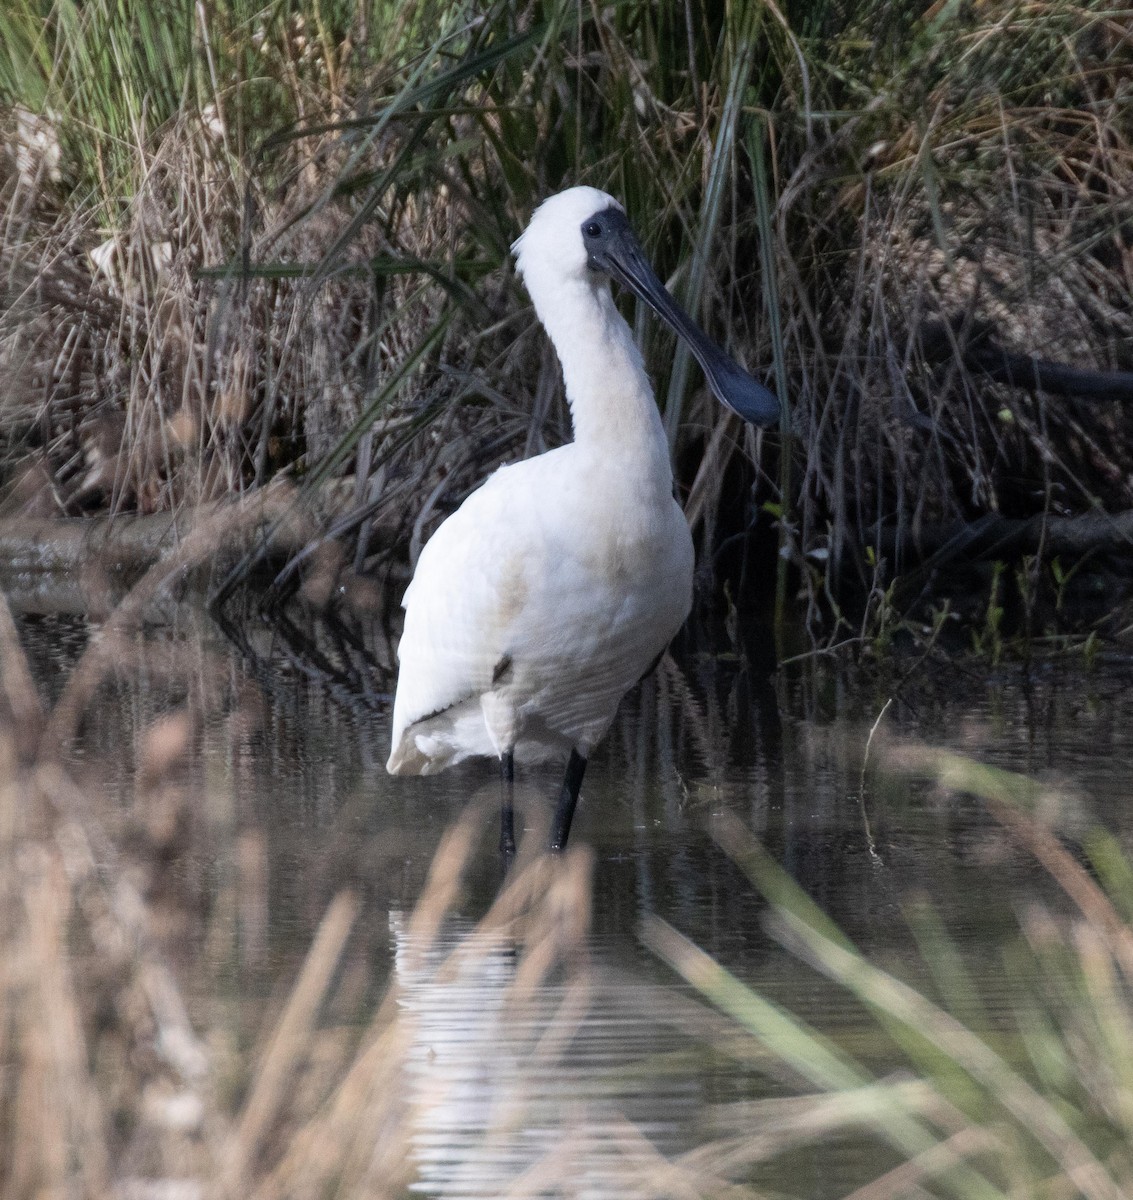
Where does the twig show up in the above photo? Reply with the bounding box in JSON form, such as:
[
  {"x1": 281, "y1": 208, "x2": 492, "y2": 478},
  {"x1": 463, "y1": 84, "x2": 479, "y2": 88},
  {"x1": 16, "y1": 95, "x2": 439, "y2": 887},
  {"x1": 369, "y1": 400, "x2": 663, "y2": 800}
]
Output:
[{"x1": 858, "y1": 698, "x2": 892, "y2": 864}]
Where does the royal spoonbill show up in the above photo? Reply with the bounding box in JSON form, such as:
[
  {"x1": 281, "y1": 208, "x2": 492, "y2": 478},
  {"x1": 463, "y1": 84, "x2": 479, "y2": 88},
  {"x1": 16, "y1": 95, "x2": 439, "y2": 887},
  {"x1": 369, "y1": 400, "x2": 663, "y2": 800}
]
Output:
[{"x1": 386, "y1": 186, "x2": 778, "y2": 853}]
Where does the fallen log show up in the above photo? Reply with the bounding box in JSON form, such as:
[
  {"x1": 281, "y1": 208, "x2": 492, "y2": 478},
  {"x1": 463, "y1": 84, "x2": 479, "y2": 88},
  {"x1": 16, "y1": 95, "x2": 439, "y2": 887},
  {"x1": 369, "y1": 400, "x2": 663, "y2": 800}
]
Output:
[
  {"x1": 920, "y1": 318, "x2": 1133, "y2": 403},
  {"x1": 0, "y1": 507, "x2": 207, "y2": 577},
  {"x1": 873, "y1": 507, "x2": 1133, "y2": 569},
  {"x1": 0, "y1": 489, "x2": 318, "y2": 612},
  {"x1": 0, "y1": 482, "x2": 407, "y2": 616}
]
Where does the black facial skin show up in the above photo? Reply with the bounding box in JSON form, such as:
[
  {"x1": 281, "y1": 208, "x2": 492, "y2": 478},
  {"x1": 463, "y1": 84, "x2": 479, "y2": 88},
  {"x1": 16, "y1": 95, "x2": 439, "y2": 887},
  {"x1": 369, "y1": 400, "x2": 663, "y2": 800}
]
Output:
[{"x1": 581, "y1": 206, "x2": 780, "y2": 427}]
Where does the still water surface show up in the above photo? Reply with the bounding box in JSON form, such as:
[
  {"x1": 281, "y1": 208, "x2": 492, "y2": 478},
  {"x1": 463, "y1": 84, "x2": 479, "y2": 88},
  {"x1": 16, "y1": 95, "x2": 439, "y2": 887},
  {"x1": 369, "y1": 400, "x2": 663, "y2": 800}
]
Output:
[{"x1": 15, "y1": 606, "x2": 1133, "y2": 1196}]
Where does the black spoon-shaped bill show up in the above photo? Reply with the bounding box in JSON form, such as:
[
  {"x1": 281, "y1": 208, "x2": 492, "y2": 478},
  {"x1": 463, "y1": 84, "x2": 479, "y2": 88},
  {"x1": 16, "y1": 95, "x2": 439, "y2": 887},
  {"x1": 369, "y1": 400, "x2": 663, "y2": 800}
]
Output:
[{"x1": 582, "y1": 207, "x2": 780, "y2": 427}]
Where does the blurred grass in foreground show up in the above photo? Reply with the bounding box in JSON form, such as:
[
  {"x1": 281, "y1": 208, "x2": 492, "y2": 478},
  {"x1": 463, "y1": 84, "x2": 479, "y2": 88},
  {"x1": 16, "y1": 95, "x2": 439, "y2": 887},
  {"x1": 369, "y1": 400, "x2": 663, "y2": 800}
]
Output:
[
  {"x1": 0, "y1": 571, "x2": 605, "y2": 1197},
  {"x1": 6, "y1": 510, "x2": 1133, "y2": 1196},
  {"x1": 649, "y1": 751, "x2": 1133, "y2": 1199}
]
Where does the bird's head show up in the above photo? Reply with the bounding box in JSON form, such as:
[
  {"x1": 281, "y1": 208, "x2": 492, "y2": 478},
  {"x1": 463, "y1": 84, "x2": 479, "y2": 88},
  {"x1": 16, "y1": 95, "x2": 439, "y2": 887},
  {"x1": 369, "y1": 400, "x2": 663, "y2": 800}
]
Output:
[
  {"x1": 512, "y1": 186, "x2": 780, "y2": 427},
  {"x1": 512, "y1": 185, "x2": 622, "y2": 286}
]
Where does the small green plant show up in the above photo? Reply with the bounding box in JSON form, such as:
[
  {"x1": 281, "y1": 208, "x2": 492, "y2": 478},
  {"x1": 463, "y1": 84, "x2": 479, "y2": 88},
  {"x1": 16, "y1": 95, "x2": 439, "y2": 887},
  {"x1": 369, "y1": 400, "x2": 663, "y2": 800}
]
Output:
[
  {"x1": 1049, "y1": 555, "x2": 1093, "y2": 620},
  {"x1": 865, "y1": 576, "x2": 902, "y2": 655},
  {"x1": 971, "y1": 561, "x2": 1006, "y2": 662}
]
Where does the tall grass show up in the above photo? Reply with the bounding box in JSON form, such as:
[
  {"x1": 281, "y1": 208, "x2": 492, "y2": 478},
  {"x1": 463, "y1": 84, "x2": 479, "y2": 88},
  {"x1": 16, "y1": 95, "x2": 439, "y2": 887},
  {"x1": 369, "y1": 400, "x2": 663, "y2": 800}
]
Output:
[{"x1": 2, "y1": 0, "x2": 1132, "y2": 639}]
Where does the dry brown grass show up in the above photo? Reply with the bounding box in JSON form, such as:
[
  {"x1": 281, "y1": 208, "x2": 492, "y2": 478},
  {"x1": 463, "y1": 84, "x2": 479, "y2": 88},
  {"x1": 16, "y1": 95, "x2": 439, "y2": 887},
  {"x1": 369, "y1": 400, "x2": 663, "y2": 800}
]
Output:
[
  {"x1": 769, "y1": 8, "x2": 1133, "y2": 623},
  {"x1": 0, "y1": 106, "x2": 457, "y2": 515},
  {"x1": 3, "y1": 0, "x2": 1133, "y2": 643}
]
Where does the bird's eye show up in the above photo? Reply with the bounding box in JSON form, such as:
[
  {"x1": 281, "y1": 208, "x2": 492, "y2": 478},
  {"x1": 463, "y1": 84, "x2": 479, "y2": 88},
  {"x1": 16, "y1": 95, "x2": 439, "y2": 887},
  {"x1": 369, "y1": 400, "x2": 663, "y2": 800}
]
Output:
[{"x1": 584, "y1": 220, "x2": 602, "y2": 238}]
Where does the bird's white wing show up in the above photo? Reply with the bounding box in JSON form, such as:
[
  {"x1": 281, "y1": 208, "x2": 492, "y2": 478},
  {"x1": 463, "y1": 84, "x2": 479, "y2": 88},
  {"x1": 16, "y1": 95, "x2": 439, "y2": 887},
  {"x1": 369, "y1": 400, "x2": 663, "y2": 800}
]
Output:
[{"x1": 387, "y1": 459, "x2": 547, "y2": 766}]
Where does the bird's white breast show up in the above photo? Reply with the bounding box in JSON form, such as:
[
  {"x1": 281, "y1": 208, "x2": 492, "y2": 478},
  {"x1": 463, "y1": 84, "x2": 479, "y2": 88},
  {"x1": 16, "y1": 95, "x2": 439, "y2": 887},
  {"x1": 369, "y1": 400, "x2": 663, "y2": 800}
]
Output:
[{"x1": 387, "y1": 446, "x2": 693, "y2": 773}]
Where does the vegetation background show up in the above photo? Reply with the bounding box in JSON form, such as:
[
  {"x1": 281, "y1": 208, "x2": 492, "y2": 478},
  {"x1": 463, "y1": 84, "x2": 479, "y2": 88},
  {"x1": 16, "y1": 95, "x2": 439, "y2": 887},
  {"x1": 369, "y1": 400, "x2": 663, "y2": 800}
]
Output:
[
  {"x1": 4, "y1": 4, "x2": 1133, "y2": 1197},
  {"x1": 2, "y1": 0, "x2": 1132, "y2": 643}
]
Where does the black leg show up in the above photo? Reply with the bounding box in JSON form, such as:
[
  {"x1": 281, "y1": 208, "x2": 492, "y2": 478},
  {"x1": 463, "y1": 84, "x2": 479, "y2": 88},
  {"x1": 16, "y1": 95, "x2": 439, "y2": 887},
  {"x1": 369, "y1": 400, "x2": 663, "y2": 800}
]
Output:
[
  {"x1": 499, "y1": 750, "x2": 516, "y2": 859},
  {"x1": 549, "y1": 749, "x2": 587, "y2": 852}
]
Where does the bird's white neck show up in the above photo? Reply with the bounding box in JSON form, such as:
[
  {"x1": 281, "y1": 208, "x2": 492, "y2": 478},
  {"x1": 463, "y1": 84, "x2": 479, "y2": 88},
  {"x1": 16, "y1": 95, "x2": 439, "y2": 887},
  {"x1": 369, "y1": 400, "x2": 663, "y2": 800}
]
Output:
[{"x1": 528, "y1": 275, "x2": 672, "y2": 484}]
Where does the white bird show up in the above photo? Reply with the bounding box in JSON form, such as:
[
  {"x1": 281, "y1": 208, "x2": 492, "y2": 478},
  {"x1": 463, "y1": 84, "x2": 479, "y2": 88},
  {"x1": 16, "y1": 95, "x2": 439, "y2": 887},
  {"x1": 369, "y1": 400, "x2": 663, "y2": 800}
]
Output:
[{"x1": 386, "y1": 186, "x2": 778, "y2": 853}]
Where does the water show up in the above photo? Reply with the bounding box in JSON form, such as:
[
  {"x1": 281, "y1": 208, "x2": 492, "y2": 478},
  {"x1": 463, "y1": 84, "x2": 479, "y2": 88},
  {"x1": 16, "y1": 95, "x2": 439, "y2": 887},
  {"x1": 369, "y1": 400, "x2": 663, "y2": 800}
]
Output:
[{"x1": 12, "y1": 601, "x2": 1133, "y2": 1196}]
